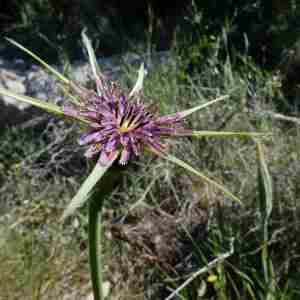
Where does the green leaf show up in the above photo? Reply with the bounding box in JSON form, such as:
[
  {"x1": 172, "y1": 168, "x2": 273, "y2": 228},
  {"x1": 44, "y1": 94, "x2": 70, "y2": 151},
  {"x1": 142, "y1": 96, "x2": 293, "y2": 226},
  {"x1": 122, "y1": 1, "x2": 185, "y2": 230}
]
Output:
[
  {"x1": 0, "y1": 87, "x2": 63, "y2": 116},
  {"x1": 183, "y1": 131, "x2": 271, "y2": 138},
  {"x1": 163, "y1": 153, "x2": 241, "y2": 205},
  {"x1": 5, "y1": 38, "x2": 70, "y2": 84},
  {"x1": 177, "y1": 95, "x2": 229, "y2": 119},
  {"x1": 61, "y1": 155, "x2": 118, "y2": 220},
  {"x1": 0, "y1": 87, "x2": 90, "y2": 124}
]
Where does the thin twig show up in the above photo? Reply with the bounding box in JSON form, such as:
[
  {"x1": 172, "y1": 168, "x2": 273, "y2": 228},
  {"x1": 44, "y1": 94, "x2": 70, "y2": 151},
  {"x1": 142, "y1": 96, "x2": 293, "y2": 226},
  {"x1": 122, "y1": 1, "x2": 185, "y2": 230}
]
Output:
[{"x1": 263, "y1": 111, "x2": 300, "y2": 125}]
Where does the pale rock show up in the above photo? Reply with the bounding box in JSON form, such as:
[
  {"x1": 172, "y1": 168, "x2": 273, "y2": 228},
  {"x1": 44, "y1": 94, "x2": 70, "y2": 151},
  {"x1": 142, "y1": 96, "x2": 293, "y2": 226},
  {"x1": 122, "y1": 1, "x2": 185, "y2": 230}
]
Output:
[{"x1": 0, "y1": 68, "x2": 30, "y2": 126}]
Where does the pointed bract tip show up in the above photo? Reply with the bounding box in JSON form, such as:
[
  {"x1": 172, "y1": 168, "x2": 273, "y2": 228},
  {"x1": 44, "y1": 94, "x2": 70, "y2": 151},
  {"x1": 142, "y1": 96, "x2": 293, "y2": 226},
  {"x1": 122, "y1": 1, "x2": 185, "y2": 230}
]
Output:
[{"x1": 129, "y1": 63, "x2": 147, "y2": 98}]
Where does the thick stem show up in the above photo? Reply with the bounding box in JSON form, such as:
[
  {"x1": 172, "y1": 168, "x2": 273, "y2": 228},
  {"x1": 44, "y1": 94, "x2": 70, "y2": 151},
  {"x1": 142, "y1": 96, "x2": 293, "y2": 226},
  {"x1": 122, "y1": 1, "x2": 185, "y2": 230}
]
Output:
[
  {"x1": 87, "y1": 164, "x2": 124, "y2": 300},
  {"x1": 88, "y1": 198, "x2": 104, "y2": 300}
]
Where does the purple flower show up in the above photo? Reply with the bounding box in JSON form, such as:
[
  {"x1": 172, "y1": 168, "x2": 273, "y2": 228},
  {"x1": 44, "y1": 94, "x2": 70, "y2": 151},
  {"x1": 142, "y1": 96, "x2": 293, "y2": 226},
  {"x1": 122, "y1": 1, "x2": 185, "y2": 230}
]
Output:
[
  {"x1": 0, "y1": 34, "x2": 245, "y2": 214},
  {"x1": 64, "y1": 76, "x2": 188, "y2": 165}
]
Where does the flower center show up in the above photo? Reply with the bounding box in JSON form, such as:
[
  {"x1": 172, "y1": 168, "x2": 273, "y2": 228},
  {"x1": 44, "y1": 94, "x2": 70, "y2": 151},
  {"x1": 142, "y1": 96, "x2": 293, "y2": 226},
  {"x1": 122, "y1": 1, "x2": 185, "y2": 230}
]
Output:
[{"x1": 119, "y1": 120, "x2": 132, "y2": 133}]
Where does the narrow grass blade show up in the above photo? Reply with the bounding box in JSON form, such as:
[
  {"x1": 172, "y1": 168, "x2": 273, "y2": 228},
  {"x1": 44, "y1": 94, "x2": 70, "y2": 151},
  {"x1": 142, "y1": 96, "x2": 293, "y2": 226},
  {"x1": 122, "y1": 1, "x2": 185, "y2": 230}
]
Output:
[
  {"x1": 177, "y1": 95, "x2": 229, "y2": 119},
  {"x1": 257, "y1": 141, "x2": 273, "y2": 222},
  {"x1": 181, "y1": 131, "x2": 271, "y2": 138},
  {"x1": 5, "y1": 38, "x2": 70, "y2": 84},
  {"x1": 62, "y1": 155, "x2": 118, "y2": 220},
  {"x1": 246, "y1": 283, "x2": 256, "y2": 300},
  {"x1": 162, "y1": 153, "x2": 241, "y2": 205},
  {"x1": 81, "y1": 30, "x2": 101, "y2": 95},
  {"x1": 0, "y1": 87, "x2": 63, "y2": 115},
  {"x1": 228, "y1": 264, "x2": 255, "y2": 286},
  {"x1": 122, "y1": 174, "x2": 159, "y2": 221},
  {"x1": 129, "y1": 63, "x2": 146, "y2": 98}
]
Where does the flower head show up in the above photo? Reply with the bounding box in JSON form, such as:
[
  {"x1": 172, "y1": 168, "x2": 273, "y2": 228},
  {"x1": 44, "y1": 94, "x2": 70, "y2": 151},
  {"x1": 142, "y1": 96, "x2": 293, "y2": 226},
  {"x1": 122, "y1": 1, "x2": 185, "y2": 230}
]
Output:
[
  {"x1": 63, "y1": 75, "x2": 186, "y2": 166},
  {"x1": 0, "y1": 34, "x2": 251, "y2": 216}
]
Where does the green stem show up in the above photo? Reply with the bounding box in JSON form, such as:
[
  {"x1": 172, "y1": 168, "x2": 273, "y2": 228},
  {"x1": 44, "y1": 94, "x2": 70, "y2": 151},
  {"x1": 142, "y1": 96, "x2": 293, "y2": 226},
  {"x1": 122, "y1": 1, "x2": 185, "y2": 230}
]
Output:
[
  {"x1": 88, "y1": 198, "x2": 104, "y2": 300},
  {"x1": 87, "y1": 164, "x2": 124, "y2": 300}
]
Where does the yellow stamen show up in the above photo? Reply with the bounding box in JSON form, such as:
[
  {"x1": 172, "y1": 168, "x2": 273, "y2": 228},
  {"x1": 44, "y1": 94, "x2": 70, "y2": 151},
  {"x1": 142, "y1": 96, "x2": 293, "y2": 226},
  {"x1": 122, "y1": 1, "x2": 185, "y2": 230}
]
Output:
[
  {"x1": 119, "y1": 119, "x2": 137, "y2": 133},
  {"x1": 93, "y1": 143, "x2": 102, "y2": 150}
]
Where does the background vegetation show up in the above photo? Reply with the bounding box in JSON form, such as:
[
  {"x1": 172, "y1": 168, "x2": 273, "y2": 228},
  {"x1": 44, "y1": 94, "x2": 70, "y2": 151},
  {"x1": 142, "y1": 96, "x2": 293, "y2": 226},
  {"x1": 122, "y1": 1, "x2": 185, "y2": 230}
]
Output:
[{"x1": 0, "y1": 1, "x2": 300, "y2": 299}]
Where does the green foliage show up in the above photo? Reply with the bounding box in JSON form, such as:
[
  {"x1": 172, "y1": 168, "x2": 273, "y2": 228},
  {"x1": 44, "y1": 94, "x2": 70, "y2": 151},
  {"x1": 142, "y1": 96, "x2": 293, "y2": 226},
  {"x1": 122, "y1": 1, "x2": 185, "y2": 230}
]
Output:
[
  {"x1": 2, "y1": 0, "x2": 300, "y2": 70},
  {"x1": 176, "y1": 0, "x2": 300, "y2": 69}
]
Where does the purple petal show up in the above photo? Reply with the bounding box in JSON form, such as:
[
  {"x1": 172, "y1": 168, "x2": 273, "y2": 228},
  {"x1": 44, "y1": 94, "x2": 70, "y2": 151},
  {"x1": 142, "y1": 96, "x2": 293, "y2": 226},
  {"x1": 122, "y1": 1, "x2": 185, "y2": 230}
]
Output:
[
  {"x1": 119, "y1": 95, "x2": 126, "y2": 116},
  {"x1": 101, "y1": 120, "x2": 116, "y2": 127},
  {"x1": 120, "y1": 133, "x2": 130, "y2": 146},
  {"x1": 154, "y1": 127, "x2": 176, "y2": 136},
  {"x1": 99, "y1": 151, "x2": 110, "y2": 165},
  {"x1": 156, "y1": 114, "x2": 181, "y2": 124},
  {"x1": 119, "y1": 147, "x2": 131, "y2": 165},
  {"x1": 105, "y1": 135, "x2": 119, "y2": 151},
  {"x1": 80, "y1": 111, "x2": 99, "y2": 119},
  {"x1": 78, "y1": 131, "x2": 102, "y2": 145},
  {"x1": 84, "y1": 144, "x2": 102, "y2": 158},
  {"x1": 130, "y1": 136, "x2": 141, "y2": 156},
  {"x1": 100, "y1": 128, "x2": 116, "y2": 137},
  {"x1": 146, "y1": 139, "x2": 166, "y2": 155},
  {"x1": 142, "y1": 122, "x2": 155, "y2": 130},
  {"x1": 130, "y1": 111, "x2": 145, "y2": 126},
  {"x1": 135, "y1": 128, "x2": 153, "y2": 138},
  {"x1": 98, "y1": 106, "x2": 114, "y2": 119},
  {"x1": 63, "y1": 105, "x2": 80, "y2": 117},
  {"x1": 99, "y1": 150, "x2": 118, "y2": 166}
]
